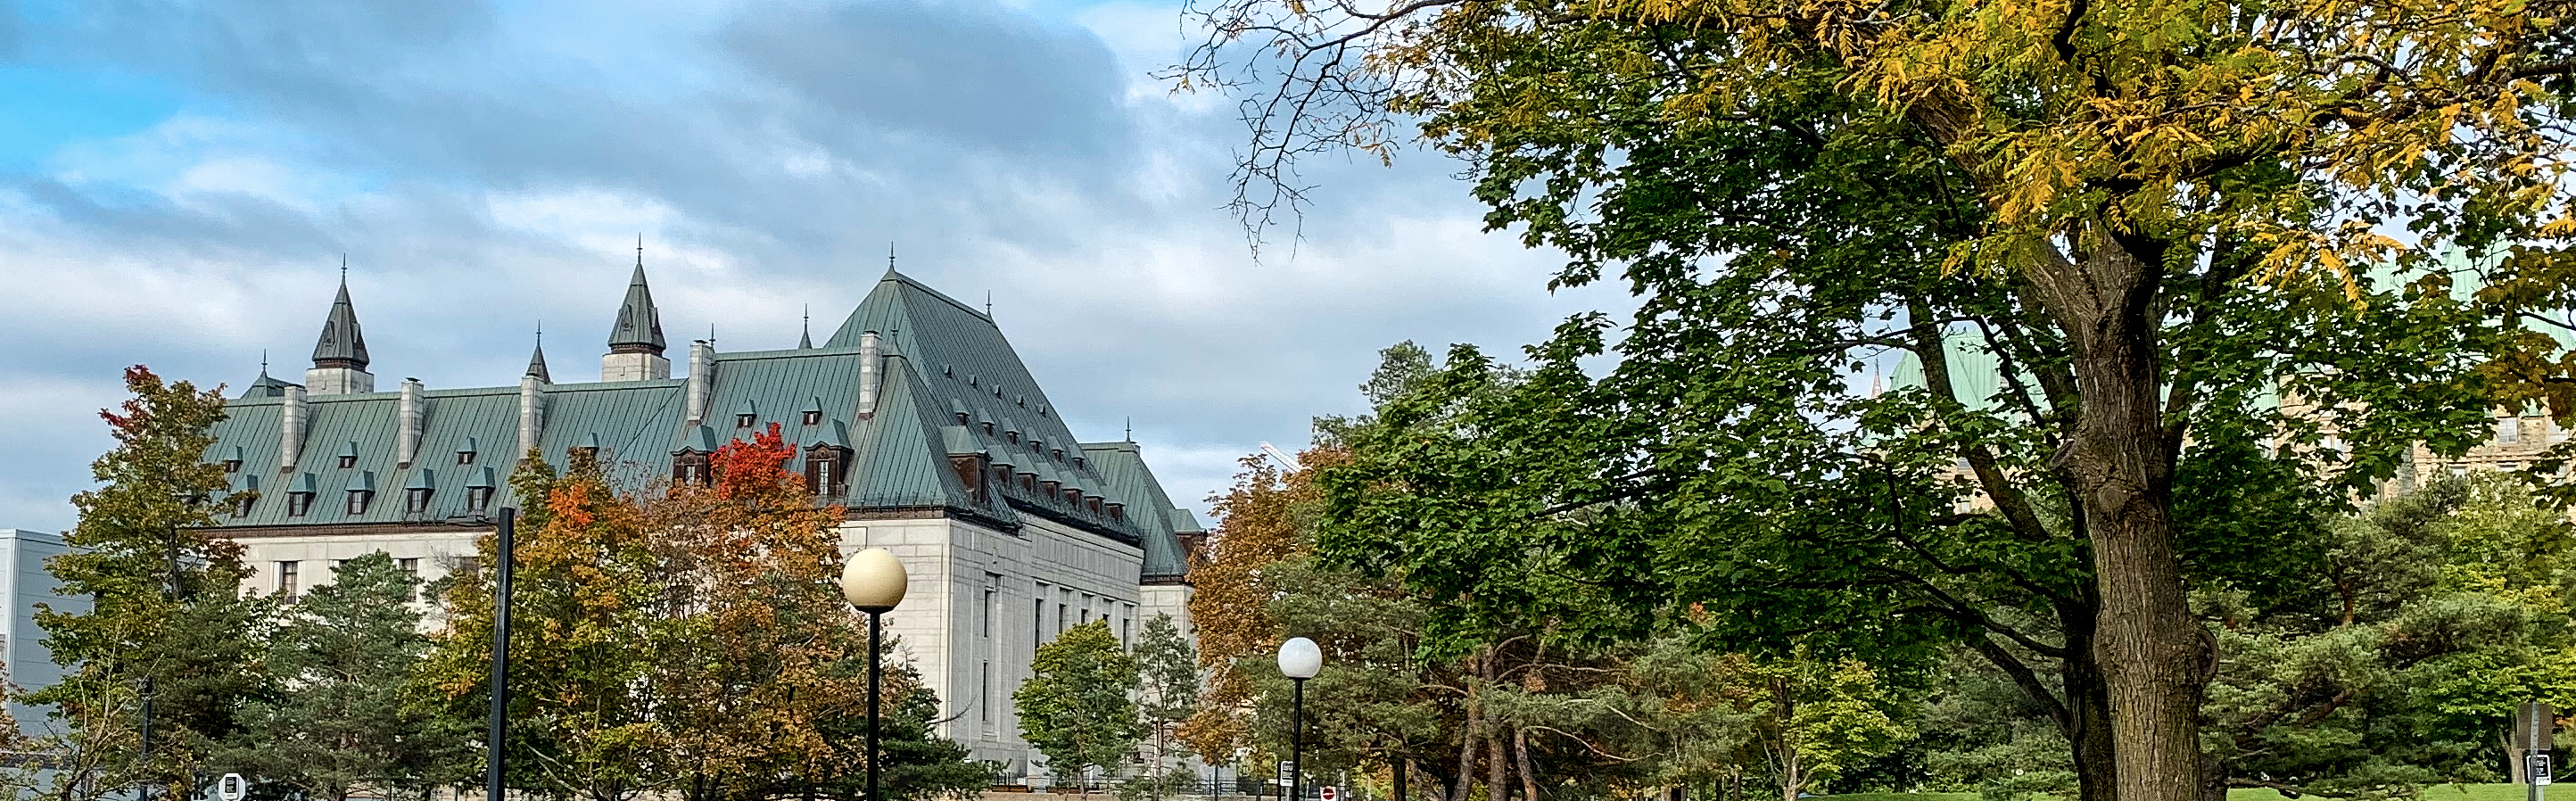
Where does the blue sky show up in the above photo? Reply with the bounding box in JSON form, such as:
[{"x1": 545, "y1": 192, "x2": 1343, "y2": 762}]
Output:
[{"x1": 0, "y1": 0, "x2": 1632, "y2": 532}]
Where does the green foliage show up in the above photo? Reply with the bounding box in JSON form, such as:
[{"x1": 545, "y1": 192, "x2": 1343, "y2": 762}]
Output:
[
  {"x1": 1135, "y1": 613, "x2": 1201, "y2": 789},
  {"x1": 35, "y1": 365, "x2": 268, "y2": 797},
  {"x1": 221, "y1": 553, "x2": 472, "y2": 801},
  {"x1": 1017, "y1": 620, "x2": 1145, "y2": 787}
]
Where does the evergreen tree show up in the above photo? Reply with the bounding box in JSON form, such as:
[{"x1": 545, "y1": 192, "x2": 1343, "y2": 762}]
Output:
[
  {"x1": 223, "y1": 553, "x2": 471, "y2": 800},
  {"x1": 1133, "y1": 614, "x2": 1200, "y2": 797},
  {"x1": 35, "y1": 366, "x2": 269, "y2": 798},
  {"x1": 1018, "y1": 621, "x2": 1145, "y2": 794}
]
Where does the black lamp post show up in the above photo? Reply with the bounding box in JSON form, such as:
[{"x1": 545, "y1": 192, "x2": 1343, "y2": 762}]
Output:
[
  {"x1": 487, "y1": 507, "x2": 518, "y2": 801},
  {"x1": 839, "y1": 548, "x2": 910, "y2": 801},
  {"x1": 1276, "y1": 638, "x2": 1321, "y2": 801}
]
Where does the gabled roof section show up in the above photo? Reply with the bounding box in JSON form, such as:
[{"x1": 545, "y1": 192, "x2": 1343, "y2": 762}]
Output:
[
  {"x1": 310, "y1": 279, "x2": 369, "y2": 368},
  {"x1": 608, "y1": 261, "x2": 666, "y2": 354},
  {"x1": 1081, "y1": 440, "x2": 1195, "y2": 579}
]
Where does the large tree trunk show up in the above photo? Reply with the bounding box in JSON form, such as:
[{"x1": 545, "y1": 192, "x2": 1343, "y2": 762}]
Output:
[{"x1": 2035, "y1": 240, "x2": 2212, "y2": 801}]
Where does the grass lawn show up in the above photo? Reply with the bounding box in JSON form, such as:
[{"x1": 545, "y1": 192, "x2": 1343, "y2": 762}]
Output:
[
  {"x1": 2231, "y1": 785, "x2": 2534, "y2": 801},
  {"x1": 1817, "y1": 787, "x2": 2539, "y2": 801}
]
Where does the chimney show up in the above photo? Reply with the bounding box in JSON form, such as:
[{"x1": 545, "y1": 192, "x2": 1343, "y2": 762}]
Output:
[
  {"x1": 279, "y1": 385, "x2": 309, "y2": 472},
  {"x1": 397, "y1": 378, "x2": 425, "y2": 467},
  {"x1": 857, "y1": 331, "x2": 880, "y2": 418},
  {"x1": 518, "y1": 373, "x2": 547, "y2": 461},
  {"x1": 685, "y1": 340, "x2": 715, "y2": 425}
]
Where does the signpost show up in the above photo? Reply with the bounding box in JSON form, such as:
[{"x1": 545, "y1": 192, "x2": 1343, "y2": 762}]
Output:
[
  {"x1": 218, "y1": 773, "x2": 244, "y2": 801},
  {"x1": 1276, "y1": 762, "x2": 1295, "y2": 789},
  {"x1": 2524, "y1": 701, "x2": 2559, "y2": 801},
  {"x1": 1322, "y1": 787, "x2": 1339, "y2": 801}
]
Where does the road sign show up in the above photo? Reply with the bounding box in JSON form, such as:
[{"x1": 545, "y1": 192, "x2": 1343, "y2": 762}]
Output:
[
  {"x1": 1322, "y1": 787, "x2": 1339, "y2": 801},
  {"x1": 1277, "y1": 762, "x2": 1295, "y2": 787},
  {"x1": 2535, "y1": 755, "x2": 2555, "y2": 786},
  {"x1": 219, "y1": 773, "x2": 245, "y2": 801},
  {"x1": 2523, "y1": 702, "x2": 2561, "y2": 751}
]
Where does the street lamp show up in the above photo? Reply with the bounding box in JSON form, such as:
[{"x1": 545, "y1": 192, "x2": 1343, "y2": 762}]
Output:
[
  {"x1": 840, "y1": 548, "x2": 909, "y2": 801},
  {"x1": 1276, "y1": 638, "x2": 1321, "y2": 801}
]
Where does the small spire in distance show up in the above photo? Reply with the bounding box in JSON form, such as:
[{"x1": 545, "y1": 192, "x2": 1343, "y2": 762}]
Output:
[
  {"x1": 1125, "y1": 417, "x2": 1133, "y2": 442},
  {"x1": 799, "y1": 304, "x2": 813, "y2": 349},
  {"x1": 526, "y1": 325, "x2": 551, "y2": 383}
]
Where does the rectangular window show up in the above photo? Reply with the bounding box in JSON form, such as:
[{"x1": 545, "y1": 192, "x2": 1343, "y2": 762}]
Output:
[
  {"x1": 2500, "y1": 417, "x2": 2523, "y2": 444},
  {"x1": 277, "y1": 561, "x2": 299, "y2": 603},
  {"x1": 466, "y1": 486, "x2": 493, "y2": 513},
  {"x1": 287, "y1": 493, "x2": 313, "y2": 516},
  {"x1": 399, "y1": 558, "x2": 420, "y2": 602},
  {"x1": 1033, "y1": 598, "x2": 1046, "y2": 646},
  {"x1": 1058, "y1": 602, "x2": 1069, "y2": 634},
  {"x1": 979, "y1": 661, "x2": 993, "y2": 724},
  {"x1": 981, "y1": 575, "x2": 1000, "y2": 639},
  {"x1": 456, "y1": 556, "x2": 482, "y2": 578}
]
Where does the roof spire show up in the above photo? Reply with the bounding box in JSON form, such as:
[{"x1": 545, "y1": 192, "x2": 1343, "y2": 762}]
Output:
[
  {"x1": 887, "y1": 242, "x2": 896, "y2": 276},
  {"x1": 607, "y1": 239, "x2": 667, "y2": 355},
  {"x1": 1125, "y1": 417, "x2": 1133, "y2": 442},
  {"x1": 310, "y1": 267, "x2": 369, "y2": 369},
  {"x1": 986, "y1": 290, "x2": 993, "y2": 318},
  {"x1": 260, "y1": 349, "x2": 268, "y2": 376},
  {"x1": 526, "y1": 325, "x2": 551, "y2": 383},
  {"x1": 799, "y1": 305, "x2": 813, "y2": 349}
]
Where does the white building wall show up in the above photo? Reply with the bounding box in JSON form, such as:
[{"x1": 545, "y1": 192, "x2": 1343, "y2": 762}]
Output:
[
  {"x1": 232, "y1": 531, "x2": 486, "y2": 619},
  {"x1": 837, "y1": 514, "x2": 1145, "y2": 780}
]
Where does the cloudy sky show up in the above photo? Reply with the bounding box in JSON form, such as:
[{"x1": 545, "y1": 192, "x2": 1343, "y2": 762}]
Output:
[{"x1": 0, "y1": 0, "x2": 1634, "y2": 533}]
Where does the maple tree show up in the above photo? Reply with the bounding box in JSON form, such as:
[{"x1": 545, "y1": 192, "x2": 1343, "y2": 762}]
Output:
[
  {"x1": 35, "y1": 366, "x2": 268, "y2": 799},
  {"x1": 418, "y1": 449, "x2": 674, "y2": 801},
  {"x1": 650, "y1": 423, "x2": 871, "y2": 801}
]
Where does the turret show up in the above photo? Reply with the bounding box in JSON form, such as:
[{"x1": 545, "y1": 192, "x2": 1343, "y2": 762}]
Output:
[
  {"x1": 602, "y1": 244, "x2": 671, "y2": 381},
  {"x1": 305, "y1": 277, "x2": 375, "y2": 395}
]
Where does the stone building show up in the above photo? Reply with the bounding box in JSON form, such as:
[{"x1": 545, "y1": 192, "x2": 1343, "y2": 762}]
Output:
[{"x1": 196, "y1": 255, "x2": 1202, "y2": 779}]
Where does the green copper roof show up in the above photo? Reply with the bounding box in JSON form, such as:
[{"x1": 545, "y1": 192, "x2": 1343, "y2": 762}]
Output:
[
  {"x1": 1081, "y1": 441, "x2": 1195, "y2": 578},
  {"x1": 203, "y1": 269, "x2": 1197, "y2": 580},
  {"x1": 405, "y1": 469, "x2": 435, "y2": 491},
  {"x1": 608, "y1": 262, "x2": 666, "y2": 352},
  {"x1": 310, "y1": 279, "x2": 369, "y2": 368}
]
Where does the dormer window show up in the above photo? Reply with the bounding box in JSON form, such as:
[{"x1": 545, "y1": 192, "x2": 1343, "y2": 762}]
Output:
[
  {"x1": 335, "y1": 442, "x2": 359, "y2": 469},
  {"x1": 287, "y1": 491, "x2": 312, "y2": 516},
  {"x1": 981, "y1": 421, "x2": 995, "y2": 434},
  {"x1": 1052, "y1": 448, "x2": 1065, "y2": 463},
  {"x1": 403, "y1": 471, "x2": 435, "y2": 516},
  {"x1": 805, "y1": 445, "x2": 853, "y2": 496},
  {"x1": 456, "y1": 438, "x2": 477, "y2": 466},
  {"x1": 222, "y1": 458, "x2": 242, "y2": 474},
  {"x1": 993, "y1": 464, "x2": 1012, "y2": 488},
  {"x1": 733, "y1": 400, "x2": 758, "y2": 429},
  {"x1": 1086, "y1": 496, "x2": 1102, "y2": 515},
  {"x1": 574, "y1": 433, "x2": 602, "y2": 461},
  {"x1": 233, "y1": 493, "x2": 256, "y2": 518},
  {"x1": 1006, "y1": 430, "x2": 1020, "y2": 444},
  {"x1": 673, "y1": 452, "x2": 712, "y2": 486},
  {"x1": 1062, "y1": 487, "x2": 1080, "y2": 506},
  {"x1": 736, "y1": 414, "x2": 755, "y2": 428},
  {"x1": 1106, "y1": 501, "x2": 1123, "y2": 520},
  {"x1": 1042, "y1": 479, "x2": 1060, "y2": 498},
  {"x1": 466, "y1": 485, "x2": 493, "y2": 513},
  {"x1": 1020, "y1": 472, "x2": 1036, "y2": 492},
  {"x1": 803, "y1": 410, "x2": 823, "y2": 425},
  {"x1": 344, "y1": 472, "x2": 376, "y2": 515}
]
